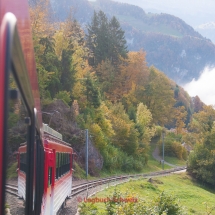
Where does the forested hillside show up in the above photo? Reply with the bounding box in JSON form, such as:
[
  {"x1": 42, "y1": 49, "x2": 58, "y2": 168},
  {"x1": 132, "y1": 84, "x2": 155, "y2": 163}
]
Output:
[
  {"x1": 15, "y1": 0, "x2": 215, "y2": 187},
  {"x1": 46, "y1": 0, "x2": 215, "y2": 84}
]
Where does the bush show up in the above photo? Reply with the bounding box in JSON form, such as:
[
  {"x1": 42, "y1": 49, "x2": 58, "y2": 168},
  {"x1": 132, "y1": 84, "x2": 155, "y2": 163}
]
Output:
[
  {"x1": 84, "y1": 189, "x2": 187, "y2": 215},
  {"x1": 8, "y1": 112, "x2": 19, "y2": 128},
  {"x1": 154, "y1": 191, "x2": 184, "y2": 215},
  {"x1": 79, "y1": 202, "x2": 98, "y2": 215},
  {"x1": 55, "y1": 91, "x2": 71, "y2": 106},
  {"x1": 182, "y1": 147, "x2": 187, "y2": 160},
  {"x1": 159, "y1": 138, "x2": 186, "y2": 160},
  {"x1": 187, "y1": 144, "x2": 215, "y2": 186},
  {"x1": 101, "y1": 144, "x2": 145, "y2": 172},
  {"x1": 73, "y1": 162, "x2": 86, "y2": 179}
]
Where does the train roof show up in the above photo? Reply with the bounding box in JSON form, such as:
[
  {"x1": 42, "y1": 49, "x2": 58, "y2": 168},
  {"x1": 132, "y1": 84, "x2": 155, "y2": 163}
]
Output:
[
  {"x1": 43, "y1": 123, "x2": 71, "y2": 147},
  {"x1": 43, "y1": 123, "x2": 62, "y2": 140},
  {"x1": 19, "y1": 124, "x2": 71, "y2": 148}
]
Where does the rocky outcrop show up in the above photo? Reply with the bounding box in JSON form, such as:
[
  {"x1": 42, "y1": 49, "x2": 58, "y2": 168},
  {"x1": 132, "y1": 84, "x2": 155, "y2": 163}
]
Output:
[{"x1": 42, "y1": 99, "x2": 103, "y2": 175}]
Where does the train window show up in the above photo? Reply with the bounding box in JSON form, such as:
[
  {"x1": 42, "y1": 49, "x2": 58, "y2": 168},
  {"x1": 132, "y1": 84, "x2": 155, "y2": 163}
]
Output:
[
  {"x1": 67, "y1": 153, "x2": 70, "y2": 172},
  {"x1": 20, "y1": 153, "x2": 27, "y2": 173},
  {"x1": 58, "y1": 153, "x2": 61, "y2": 177},
  {"x1": 72, "y1": 153, "x2": 74, "y2": 170},
  {"x1": 48, "y1": 167, "x2": 52, "y2": 187},
  {"x1": 64, "y1": 153, "x2": 66, "y2": 174},
  {"x1": 62, "y1": 153, "x2": 65, "y2": 175},
  {"x1": 56, "y1": 152, "x2": 59, "y2": 180},
  {"x1": 6, "y1": 75, "x2": 29, "y2": 214},
  {"x1": 65, "y1": 153, "x2": 67, "y2": 173}
]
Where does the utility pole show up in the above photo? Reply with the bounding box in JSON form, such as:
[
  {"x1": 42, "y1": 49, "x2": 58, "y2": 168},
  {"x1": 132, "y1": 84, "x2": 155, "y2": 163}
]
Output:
[
  {"x1": 162, "y1": 132, "x2": 165, "y2": 170},
  {"x1": 85, "y1": 129, "x2": 89, "y2": 178}
]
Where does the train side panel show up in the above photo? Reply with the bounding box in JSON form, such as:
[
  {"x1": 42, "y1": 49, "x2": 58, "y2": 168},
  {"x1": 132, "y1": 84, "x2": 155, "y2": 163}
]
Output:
[
  {"x1": 18, "y1": 145, "x2": 27, "y2": 199},
  {"x1": 53, "y1": 173, "x2": 72, "y2": 213},
  {"x1": 42, "y1": 140, "x2": 73, "y2": 215}
]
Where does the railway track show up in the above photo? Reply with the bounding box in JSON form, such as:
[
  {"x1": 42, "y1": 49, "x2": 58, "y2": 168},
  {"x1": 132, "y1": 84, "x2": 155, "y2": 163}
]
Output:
[
  {"x1": 6, "y1": 166, "x2": 186, "y2": 198},
  {"x1": 70, "y1": 166, "x2": 186, "y2": 198},
  {"x1": 5, "y1": 184, "x2": 19, "y2": 197}
]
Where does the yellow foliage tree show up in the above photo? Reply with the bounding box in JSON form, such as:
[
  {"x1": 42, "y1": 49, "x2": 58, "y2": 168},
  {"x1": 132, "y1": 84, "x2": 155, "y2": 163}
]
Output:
[
  {"x1": 188, "y1": 105, "x2": 215, "y2": 144},
  {"x1": 142, "y1": 66, "x2": 175, "y2": 125},
  {"x1": 96, "y1": 51, "x2": 149, "y2": 103},
  {"x1": 89, "y1": 123, "x2": 107, "y2": 150},
  {"x1": 29, "y1": 0, "x2": 54, "y2": 40},
  {"x1": 108, "y1": 103, "x2": 139, "y2": 155},
  {"x1": 136, "y1": 103, "x2": 155, "y2": 143},
  {"x1": 120, "y1": 50, "x2": 149, "y2": 92},
  {"x1": 175, "y1": 106, "x2": 187, "y2": 134}
]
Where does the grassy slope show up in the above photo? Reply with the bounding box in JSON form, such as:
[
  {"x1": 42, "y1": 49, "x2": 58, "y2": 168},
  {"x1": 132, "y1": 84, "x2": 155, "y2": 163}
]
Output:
[
  {"x1": 94, "y1": 173, "x2": 215, "y2": 215},
  {"x1": 165, "y1": 155, "x2": 187, "y2": 166},
  {"x1": 6, "y1": 162, "x2": 17, "y2": 179}
]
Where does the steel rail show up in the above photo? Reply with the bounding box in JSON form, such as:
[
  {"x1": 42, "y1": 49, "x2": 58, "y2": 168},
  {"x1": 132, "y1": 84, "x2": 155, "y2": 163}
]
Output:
[
  {"x1": 5, "y1": 184, "x2": 19, "y2": 197},
  {"x1": 70, "y1": 166, "x2": 186, "y2": 198}
]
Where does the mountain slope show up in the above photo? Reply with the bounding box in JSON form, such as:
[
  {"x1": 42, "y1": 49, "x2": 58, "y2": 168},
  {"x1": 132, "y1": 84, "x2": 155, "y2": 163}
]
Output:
[{"x1": 49, "y1": 0, "x2": 215, "y2": 84}]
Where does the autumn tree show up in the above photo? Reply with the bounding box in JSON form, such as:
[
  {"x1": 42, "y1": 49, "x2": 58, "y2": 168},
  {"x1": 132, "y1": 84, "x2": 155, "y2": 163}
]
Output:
[
  {"x1": 121, "y1": 51, "x2": 148, "y2": 92},
  {"x1": 109, "y1": 103, "x2": 139, "y2": 155},
  {"x1": 193, "y1": 95, "x2": 204, "y2": 113},
  {"x1": 29, "y1": 0, "x2": 54, "y2": 44},
  {"x1": 188, "y1": 105, "x2": 215, "y2": 144},
  {"x1": 175, "y1": 106, "x2": 187, "y2": 134},
  {"x1": 142, "y1": 66, "x2": 175, "y2": 125},
  {"x1": 136, "y1": 103, "x2": 155, "y2": 143},
  {"x1": 188, "y1": 122, "x2": 215, "y2": 186},
  {"x1": 96, "y1": 51, "x2": 148, "y2": 103},
  {"x1": 121, "y1": 51, "x2": 149, "y2": 107},
  {"x1": 189, "y1": 105, "x2": 215, "y2": 133},
  {"x1": 96, "y1": 59, "x2": 116, "y2": 95}
]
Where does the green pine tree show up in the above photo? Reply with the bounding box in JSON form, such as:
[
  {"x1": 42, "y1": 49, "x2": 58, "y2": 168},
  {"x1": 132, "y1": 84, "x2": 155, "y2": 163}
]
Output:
[
  {"x1": 60, "y1": 49, "x2": 76, "y2": 93},
  {"x1": 87, "y1": 10, "x2": 127, "y2": 68},
  {"x1": 85, "y1": 74, "x2": 101, "y2": 108}
]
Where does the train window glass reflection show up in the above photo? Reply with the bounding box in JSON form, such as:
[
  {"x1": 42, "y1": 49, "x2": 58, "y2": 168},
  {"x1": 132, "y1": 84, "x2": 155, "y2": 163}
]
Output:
[
  {"x1": 56, "y1": 152, "x2": 59, "y2": 180},
  {"x1": 48, "y1": 167, "x2": 52, "y2": 187},
  {"x1": 6, "y1": 75, "x2": 28, "y2": 214}
]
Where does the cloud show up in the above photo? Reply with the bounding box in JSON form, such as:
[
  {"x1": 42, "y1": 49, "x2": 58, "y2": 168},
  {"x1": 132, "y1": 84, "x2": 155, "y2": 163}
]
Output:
[{"x1": 184, "y1": 67, "x2": 215, "y2": 106}]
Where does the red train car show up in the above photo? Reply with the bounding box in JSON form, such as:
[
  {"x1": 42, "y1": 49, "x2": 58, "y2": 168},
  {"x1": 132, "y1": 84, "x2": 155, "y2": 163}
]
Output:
[{"x1": 17, "y1": 124, "x2": 73, "y2": 214}]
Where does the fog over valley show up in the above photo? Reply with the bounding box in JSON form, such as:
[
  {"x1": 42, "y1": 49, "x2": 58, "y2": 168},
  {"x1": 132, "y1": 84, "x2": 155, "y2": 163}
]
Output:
[{"x1": 184, "y1": 67, "x2": 215, "y2": 106}]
